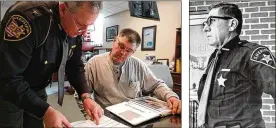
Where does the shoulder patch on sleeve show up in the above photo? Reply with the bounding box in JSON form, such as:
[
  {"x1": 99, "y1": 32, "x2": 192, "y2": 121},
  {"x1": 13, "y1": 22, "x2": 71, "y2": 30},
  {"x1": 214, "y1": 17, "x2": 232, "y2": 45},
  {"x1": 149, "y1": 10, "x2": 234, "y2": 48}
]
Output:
[
  {"x1": 4, "y1": 15, "x2": 32, "y2": 41},
  {"x1": 250, "y1": 47, "x2": 276, "y2": 69}
]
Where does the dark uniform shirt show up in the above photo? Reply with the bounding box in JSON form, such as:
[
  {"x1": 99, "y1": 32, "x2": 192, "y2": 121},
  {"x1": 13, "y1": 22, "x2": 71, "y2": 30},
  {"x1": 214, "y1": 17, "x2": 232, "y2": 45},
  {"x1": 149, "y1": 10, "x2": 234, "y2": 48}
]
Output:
[
  {"x1": 198, "y1": 36, "x2": 276, "y2": 128},
  {"x1": 0, "y1": 1, "x2": 91, "y2": 119}
]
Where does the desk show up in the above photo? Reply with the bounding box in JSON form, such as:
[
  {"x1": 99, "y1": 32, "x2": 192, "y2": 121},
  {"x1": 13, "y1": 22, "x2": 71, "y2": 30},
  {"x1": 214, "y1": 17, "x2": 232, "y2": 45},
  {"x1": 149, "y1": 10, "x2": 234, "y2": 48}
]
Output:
[{"x1": 104, "y1": 110, "x2": 181, "y2": 128}]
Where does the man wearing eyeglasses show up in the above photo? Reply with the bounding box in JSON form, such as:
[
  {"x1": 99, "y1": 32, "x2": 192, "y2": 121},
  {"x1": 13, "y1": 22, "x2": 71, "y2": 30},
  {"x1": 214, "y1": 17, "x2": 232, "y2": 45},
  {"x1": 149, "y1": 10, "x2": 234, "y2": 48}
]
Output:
[
  {"x1": 197, "y1": 2, "x2": 275, "y2": 128},
  {"x1": 0, "y1": 1, "x2": 102, "y2": 128},
  {"x1": 74, "y1": 28, "x2": 181, "y2": 124}
]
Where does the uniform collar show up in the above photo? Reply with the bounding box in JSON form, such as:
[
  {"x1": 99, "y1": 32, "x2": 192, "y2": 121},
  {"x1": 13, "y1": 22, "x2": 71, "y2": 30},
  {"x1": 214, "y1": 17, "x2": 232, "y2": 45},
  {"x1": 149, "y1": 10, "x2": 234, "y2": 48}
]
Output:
[
  {"x1": 51, "y1": 3, "x2": 69, "y2": 39},
  {"x1": 220, "y1": 36, "x2": 240, "y2": 52},
  {"x1": 213, "y1": 36, "x2": 241, "y2": 60},
  {"x1": 52, "y1": 3, "x2": 63, "y2": 31}
]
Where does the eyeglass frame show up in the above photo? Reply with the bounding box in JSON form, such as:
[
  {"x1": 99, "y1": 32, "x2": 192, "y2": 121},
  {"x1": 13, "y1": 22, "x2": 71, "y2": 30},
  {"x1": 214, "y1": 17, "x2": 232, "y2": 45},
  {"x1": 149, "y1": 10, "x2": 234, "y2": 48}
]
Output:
[
  {"x1": 116, "y1": 38, "x2": 136, "y2": 54},
  {"x1": 202, "y1": 16, "x2": 234, "y2": 28},
  {"x1": 65, "y1": 7, "x2": 87, "y2": 33}
]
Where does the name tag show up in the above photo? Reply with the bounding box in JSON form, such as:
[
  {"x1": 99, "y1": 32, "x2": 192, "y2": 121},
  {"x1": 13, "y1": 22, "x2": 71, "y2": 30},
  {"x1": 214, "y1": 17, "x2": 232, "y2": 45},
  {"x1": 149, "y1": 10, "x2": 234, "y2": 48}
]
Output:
[{"x1": 221, "y1": 69, "x2": 230, "y2": 72}]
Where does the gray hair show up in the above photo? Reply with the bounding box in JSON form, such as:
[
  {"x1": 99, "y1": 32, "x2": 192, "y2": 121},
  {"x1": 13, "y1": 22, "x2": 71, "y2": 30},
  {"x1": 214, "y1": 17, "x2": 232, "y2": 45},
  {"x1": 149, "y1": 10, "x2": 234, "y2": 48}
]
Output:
[
  {"x1": 118, "y1": 28, "x2": 141, "y2": 47},
  {"x1": 64, "y1": 1, "x2": 102, "y2": 14},
  {"x1": 210, "y1": 2, "x2": 243, "y2": 35}
]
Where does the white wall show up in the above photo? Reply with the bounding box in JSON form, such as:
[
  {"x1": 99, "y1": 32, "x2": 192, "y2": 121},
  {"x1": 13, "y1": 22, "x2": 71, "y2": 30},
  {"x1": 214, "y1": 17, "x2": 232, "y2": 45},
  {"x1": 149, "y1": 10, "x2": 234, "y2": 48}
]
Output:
[
  {"x1": 1, "y1": 6, "x2": 8, "y2": 20},
  {"x1": 103, "y1": 1, "x2": 181, "y2": 63},
  {"x1": 1, "y1": 1, "x2": 16, "y2": 20},
  {"x1": 88, "y1": 14, "x2": 104, "y2": 46}
]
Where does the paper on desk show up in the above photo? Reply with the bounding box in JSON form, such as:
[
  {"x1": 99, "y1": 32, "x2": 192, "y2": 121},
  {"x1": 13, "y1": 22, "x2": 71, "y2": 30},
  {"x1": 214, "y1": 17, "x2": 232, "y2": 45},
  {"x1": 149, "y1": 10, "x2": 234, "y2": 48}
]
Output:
[{"x1": 70, "y1": 115, "x2": 129, "y2": 127}]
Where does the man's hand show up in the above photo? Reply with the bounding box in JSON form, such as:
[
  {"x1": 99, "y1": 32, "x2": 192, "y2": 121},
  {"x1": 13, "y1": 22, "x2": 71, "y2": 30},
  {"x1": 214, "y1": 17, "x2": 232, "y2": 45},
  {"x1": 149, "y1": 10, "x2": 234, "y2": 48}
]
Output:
[
  {"x1": 83, "y1": 98, "x2": 104, "y2": 125},
  {"x1": 43, "y1": 106, "x2": 71, "y2": 128},
  {"x1": 167, "y1": 97, "x2": 181, "y2": 115}
]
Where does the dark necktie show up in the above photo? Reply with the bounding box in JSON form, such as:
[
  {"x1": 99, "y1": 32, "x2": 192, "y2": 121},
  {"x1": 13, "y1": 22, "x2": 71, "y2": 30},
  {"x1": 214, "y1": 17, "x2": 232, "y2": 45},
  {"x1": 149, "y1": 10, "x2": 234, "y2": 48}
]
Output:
[
  {"x1": 197, "y1": 49, "x2": 221, "y2": 127},
  {"x1": 58, "y1": 36, "x2": 68, "y2": 106}
]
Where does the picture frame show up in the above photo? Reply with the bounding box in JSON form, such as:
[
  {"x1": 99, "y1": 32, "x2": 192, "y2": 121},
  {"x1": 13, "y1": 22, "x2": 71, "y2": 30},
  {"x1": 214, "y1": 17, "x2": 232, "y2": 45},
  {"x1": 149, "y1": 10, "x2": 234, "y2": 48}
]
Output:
[
  {"x1": 106, "y1": 25, "x2": 119, "y2": 42},
  {"x1": 157, "y1": 59, "x2": 169, "y2": 66},
  {"x1": 141, "y1": 25, "x2": 157, "y2": 51}
]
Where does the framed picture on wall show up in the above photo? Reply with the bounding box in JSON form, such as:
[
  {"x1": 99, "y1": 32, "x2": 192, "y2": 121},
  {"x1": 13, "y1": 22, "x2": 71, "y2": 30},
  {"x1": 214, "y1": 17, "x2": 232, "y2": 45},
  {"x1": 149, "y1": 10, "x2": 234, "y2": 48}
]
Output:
[
  {"x1": 106, "y1": 25, "x2": 119, "y2": 42},
  {"x1": 157, "y1": 59, "x2": 169, "y2": 66},
  {"x1": 141, "y1": 25, "x2": 156, "y2": 51}
]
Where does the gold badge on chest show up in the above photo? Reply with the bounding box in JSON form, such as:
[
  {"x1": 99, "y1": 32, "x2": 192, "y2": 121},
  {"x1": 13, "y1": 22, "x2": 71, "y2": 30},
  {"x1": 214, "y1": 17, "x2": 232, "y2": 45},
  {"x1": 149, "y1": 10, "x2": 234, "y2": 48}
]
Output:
[{"x1": 68, "y1": 45, "x2": 76, "y2": 59}]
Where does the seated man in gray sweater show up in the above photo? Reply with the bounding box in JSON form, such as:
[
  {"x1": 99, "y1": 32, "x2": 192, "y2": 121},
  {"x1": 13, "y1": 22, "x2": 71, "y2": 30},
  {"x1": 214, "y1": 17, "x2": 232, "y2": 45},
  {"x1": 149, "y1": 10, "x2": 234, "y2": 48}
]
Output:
[{"x1": 75, "y1": 28, "x2": 181, "y2": 124}]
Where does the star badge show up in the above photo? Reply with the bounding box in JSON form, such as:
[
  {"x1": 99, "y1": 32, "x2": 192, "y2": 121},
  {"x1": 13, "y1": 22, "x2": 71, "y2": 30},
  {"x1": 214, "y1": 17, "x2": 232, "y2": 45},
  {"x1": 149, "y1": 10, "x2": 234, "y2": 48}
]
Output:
[
  {"x1": 217, "y1": 75, "x2": 227, "y2": 87},
  {"x1": 261, "y1": 54, "x2": 272, "y2": 64}
]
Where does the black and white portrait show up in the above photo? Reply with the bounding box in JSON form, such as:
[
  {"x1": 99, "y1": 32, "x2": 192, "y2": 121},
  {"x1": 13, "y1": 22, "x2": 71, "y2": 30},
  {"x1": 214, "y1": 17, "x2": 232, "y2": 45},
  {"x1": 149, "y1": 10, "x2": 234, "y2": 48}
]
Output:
[{"x1": 189, "y1": 1, "x2": 275, "y2": 128}]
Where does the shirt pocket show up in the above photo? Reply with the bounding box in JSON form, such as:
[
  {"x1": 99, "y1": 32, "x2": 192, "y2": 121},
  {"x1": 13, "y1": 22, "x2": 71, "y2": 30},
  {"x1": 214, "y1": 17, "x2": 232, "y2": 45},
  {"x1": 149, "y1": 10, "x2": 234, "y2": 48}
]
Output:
[{"x1": 125, "y1": 81, "x2": 141, "y2": 98}]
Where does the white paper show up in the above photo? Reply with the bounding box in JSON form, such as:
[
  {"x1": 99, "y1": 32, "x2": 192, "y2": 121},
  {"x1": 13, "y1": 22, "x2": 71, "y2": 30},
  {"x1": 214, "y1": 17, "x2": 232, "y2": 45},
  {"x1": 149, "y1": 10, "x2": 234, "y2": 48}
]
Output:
[{"x1": 70, "y1": 115, "x2": 128, "y2": 127}]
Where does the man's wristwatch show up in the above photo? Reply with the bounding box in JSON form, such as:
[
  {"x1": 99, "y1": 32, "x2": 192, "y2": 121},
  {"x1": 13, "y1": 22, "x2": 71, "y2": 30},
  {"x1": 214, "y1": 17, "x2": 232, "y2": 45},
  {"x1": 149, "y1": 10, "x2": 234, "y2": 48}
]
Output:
[{"x1": 81, "y1": 94, "x2": 92, "y2": 102}]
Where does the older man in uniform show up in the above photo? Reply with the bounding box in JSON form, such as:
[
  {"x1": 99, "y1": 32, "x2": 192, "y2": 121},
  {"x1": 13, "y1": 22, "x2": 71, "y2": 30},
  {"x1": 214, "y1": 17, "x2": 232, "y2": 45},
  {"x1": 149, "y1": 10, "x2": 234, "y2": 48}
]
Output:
[
  {"x1": 0, "y1": 1, "x2": 102, "y2": 128},
  {"x1": 197, "y1": 2, "x2": 276, "y2": 128}
]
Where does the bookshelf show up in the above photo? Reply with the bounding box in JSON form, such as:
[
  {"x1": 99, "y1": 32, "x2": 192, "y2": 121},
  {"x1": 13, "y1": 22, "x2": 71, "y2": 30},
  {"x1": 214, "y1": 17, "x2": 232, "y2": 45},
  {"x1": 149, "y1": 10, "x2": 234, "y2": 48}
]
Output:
[{"x1": 171, "y1": 28, "x2": 181, "y2": 98}]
